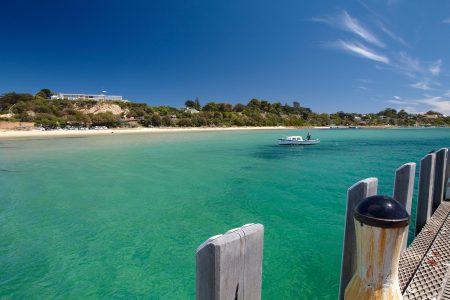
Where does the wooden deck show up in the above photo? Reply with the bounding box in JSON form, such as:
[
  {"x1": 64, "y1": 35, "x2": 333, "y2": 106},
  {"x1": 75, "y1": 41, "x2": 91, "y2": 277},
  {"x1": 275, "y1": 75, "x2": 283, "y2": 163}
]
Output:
[{"x1": 399, "y1": 201, "x2": 450, "y2": 299}]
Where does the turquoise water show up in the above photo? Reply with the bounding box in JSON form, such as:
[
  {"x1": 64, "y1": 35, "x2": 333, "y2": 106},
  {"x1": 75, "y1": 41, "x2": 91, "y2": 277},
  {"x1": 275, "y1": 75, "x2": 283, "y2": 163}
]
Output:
[{"x1": 1, "y1": 128, "x2": 450, "y2": 299}]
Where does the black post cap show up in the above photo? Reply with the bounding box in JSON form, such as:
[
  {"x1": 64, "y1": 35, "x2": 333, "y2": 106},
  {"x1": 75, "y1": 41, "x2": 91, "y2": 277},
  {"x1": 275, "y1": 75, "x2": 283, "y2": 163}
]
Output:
[{"x1": 354, "y1": 195, "x2": 409, "y2": 228}]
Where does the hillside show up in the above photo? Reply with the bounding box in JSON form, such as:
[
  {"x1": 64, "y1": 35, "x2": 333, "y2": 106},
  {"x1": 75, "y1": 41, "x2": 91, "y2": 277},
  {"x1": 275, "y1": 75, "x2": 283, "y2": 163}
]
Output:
[{"x1": 1, "y1": 89, "x2": 450, "y2": 128}]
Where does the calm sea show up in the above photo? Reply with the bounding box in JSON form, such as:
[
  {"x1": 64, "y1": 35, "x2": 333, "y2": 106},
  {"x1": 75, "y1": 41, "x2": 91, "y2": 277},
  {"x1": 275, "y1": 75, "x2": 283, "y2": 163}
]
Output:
[{"x1": 1, "y1": 128, "x2": 450, "y2": 299}]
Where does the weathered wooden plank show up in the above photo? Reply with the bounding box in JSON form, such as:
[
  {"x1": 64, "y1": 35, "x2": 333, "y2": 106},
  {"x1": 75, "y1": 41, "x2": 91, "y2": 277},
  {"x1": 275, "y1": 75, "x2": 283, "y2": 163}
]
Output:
[
  {"x1": 393, "y1": 162, "x2": 416, "y2": 252},
  {"x1": 241, "y1": 224, "x2": 264, "y2": 300},
  {"x1": 196, "y1": 223, "x2": 264, "y2": 300},
  {"x1": 444, "y1": 148, "x2": 450, "y2": 200},
  {"x1": 393, "y1": 163, "x2": 416, "y2": 212},
  {"x1": 338, "y1": 178, "x2": 378, "y2": 300},
  {"x1": 433, "y1": 148, "x2": 448, "y2": 214},
  {"x1": 415, "y1": 153, "x2": 436, "y2": 236}
]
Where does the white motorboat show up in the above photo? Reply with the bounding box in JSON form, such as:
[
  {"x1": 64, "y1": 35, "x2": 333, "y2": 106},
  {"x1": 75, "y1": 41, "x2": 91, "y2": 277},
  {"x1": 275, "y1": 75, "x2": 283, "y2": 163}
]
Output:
[{"x1": 278, "y1": 135, "x2": 320, "y2": 145}]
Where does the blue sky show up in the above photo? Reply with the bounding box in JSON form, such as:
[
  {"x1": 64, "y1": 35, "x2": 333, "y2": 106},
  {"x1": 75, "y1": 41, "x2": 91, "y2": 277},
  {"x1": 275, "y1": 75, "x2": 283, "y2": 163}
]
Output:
[{"x1": 1, "y1": 0, "x2": 450, "y2": 114}]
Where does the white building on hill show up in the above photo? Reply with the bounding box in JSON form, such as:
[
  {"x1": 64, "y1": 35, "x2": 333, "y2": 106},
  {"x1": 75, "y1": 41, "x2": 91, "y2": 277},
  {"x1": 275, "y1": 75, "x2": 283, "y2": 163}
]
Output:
[
  {"x1": 51, "y1": 93, "x2": 123, "y2": 101},
  {"x1": 183, "y1": 107, "x2": 200, "y2": 114}
]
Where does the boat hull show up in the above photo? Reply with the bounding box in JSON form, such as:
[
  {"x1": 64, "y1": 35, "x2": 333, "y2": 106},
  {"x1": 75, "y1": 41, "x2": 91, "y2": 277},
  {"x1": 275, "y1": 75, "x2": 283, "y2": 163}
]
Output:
[{"x1": 278, "y1": 139, "x2": 320, "y2": 145}]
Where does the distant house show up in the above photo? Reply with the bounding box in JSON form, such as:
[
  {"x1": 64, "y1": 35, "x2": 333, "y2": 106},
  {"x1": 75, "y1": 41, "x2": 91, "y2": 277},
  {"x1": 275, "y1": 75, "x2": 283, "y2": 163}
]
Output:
[
  {"x1": 423, "y1": 114, "x2": 439, "y2": 119},
  {"x1": 183, "y1": 107, "x2": 200, "y2": 114},
  {"x1": 51, "y1": 93, "x2": 124, "y2": 101}
]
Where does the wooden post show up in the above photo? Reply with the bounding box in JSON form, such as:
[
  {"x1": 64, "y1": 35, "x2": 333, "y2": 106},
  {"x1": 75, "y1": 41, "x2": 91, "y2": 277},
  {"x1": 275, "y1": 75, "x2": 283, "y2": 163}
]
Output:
[
  {"x1": 415, "y1": 153, "x2": 436, "y2": 236},
  {"x1": 344, "y1": 195, "x2": 409, "y2": 300},
  {"x1": 432, "y1": 148, "x2": 448, "y2": 214},
  {"x1": 196, "y1": 223, "x2": 264, "y2": 300},
  {"x1": 444, "y1": 148, "x2": 450, "y2": 200},
  {"x1": 393, "y1": 162, "x2": 416, "y2": 252},
  {"x1": 339, "y1": 178, "x2": 378, "y2": 300}
]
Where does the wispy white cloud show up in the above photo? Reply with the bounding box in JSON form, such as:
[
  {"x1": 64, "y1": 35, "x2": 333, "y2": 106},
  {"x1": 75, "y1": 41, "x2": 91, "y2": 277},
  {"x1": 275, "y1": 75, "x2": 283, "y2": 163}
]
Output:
[
  {"x1": 410, "y1": 77, "x2": 441, "y2": 91},
  {"x1": 383, "y1": 52, "x2": 440, "y2": 79},
  {"x1": 354, "y1": 79, "x2": 374, "y2": 91},
  {"x1": 328, "y1": 40, "x2": 390, "y2": 64},
  {"x1": 341, "y1": 11, "x2": 385, "y2": 48},
  {"x1": 356, "y1": 78, "x2": 375, "y2": 84},
  {"x1": 395, "y1": 52, "x2": 422, "y2": 74},
  {"x1": 312, "y1": 11, "x2": 385, "y2": 48},
  {"x1": 387, "y1": 99, "x2": 405, "y2": 105},
  {"x1": 410, "y1": 81, "x2": 432, "y2": 90},
  {"x1": 386, "y1": 54, "x2": 443, "y2": 90},
  {"x1": 358, "y1": 1, "x2": 409, "y2": 47},
  {"x1": 385, "y1": 98, "x2": 420, "y2": 114},
  {"x1": 387, "y1": 96, "x2": 417, "y2": 105},
  {"x1": 353, "y1": 48, "x2": 442, "y2": 91},
  {"x1": 376, "y1": 21, "x2": 409, "y2": 47},
  {"x1": 443, "y1": 18, "x2": 450, "y2": 24},
  {"x1": 386, "y1": 94, "x2": 450, "y2": 115},
  {"x1": 403, "y1": 106, "x2": 424, "y2": 114},
  {"x1": 417, "y1": 96, "x2": 450, "y2": 114},
  {"x1": 312, "y1": 9, "x2": 445, "y2": 96},
  {"x1": 430, "y1": 59, "x2": 442, "y2": 76},
  {"x1": 386, "y1": 96, "x2": 422, "y2": 114}
]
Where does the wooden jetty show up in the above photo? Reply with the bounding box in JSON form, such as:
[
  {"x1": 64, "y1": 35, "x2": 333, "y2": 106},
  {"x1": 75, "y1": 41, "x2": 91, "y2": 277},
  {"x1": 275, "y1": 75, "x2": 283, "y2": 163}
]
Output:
[{"x1": 194, "y1": 147, "x2": 450, "y2": 299}]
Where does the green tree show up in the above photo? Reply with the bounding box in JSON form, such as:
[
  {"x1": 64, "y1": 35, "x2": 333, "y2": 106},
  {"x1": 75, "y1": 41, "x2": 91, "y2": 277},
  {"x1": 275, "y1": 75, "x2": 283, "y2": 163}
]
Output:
[
  {"x1": 260, "y1": 100, "x2": 271, "y2": 112},
  {"x1": 282, "y1": 103, "x2": 293, "y2": 113},
  {"x1": 233, "y1": 103, "x2": 245, "y2": 112},
  {"x1": 35, "y1": 89, "x2": 52, "y2": 99},
  {"x1": 185, "y1": 100, "x2": 195, "y2": 108},
  {"x1": 194, "y1": 97, "x2": 201, "y2": 110},
  {"x1": 178, "y1": 118, "x2": 193, "y2": 127},
  {"x1": 0, "y1": 92, "x2": 34, "y2": 113},
  {"x1": 425, "y1": 110, "x2": 442, "y2": 116},
  {"x1": 397, "y1": 109, "x2": 409, "y2": 119},
  {"x1": 151, "y1": 114, "x2": 161, "y2": 127},
  {"x1": 192, "y1": 115, "x2": 207, "y2": 126},
  {"x1": 161, "y1": 115, "x2": 173, "y2": 126},
  {"x1": 378, "y1": 108, "x2": 397, "y2": 118},
  {"x1": 203, "y1": 102, "x2": 218, "y2": 111},
  {"x1": 217, "y1": 103, "x2": 232, "y2": 112},
  {"x1": 247, "y1": 99, "x2": 261, "y2": 110},
  {"x1": 271, "y1": 102, "x2": 282, "y2": 114}
]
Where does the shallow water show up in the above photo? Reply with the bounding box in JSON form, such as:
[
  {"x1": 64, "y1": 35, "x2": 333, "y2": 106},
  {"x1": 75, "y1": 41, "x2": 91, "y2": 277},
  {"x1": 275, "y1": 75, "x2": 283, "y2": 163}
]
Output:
[{"x1": 1, "y1": 128, "x2": 450, "y2": 299}]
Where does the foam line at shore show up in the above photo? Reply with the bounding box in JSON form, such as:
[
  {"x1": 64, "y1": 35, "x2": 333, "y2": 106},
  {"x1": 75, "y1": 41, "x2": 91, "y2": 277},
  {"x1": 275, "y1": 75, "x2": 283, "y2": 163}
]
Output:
[
  {"x1": 0, "y1": 126, "x2": 294, "y2": 139},
  {"x1": 0, "y1": 125, "x2": 405, "y2": 140}
]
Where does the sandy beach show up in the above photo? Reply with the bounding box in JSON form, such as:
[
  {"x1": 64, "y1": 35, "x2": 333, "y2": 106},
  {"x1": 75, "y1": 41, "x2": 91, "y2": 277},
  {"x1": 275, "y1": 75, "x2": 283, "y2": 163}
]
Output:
[
  {"x1": 0, "y1": 125, "x2": 406, "y2": 140},
  {"x1": 0, "y1": 126, "x2": 298, "y2": 139}
]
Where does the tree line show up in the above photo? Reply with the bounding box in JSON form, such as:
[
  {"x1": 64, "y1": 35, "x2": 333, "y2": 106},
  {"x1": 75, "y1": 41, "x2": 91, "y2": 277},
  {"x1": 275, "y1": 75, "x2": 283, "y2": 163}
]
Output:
[{"x1": 1, "y1": 89, "x2": 449, "y2": 128}]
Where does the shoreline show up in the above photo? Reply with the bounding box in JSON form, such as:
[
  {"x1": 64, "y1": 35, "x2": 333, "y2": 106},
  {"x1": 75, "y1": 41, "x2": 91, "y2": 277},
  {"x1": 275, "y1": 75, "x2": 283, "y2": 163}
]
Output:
[
  {"x1": 0, "y1": 125, "x2": 438, "y2": 140},
  {"x1": 0, "y1": 126, "x2": 295, "y2": 140}
]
